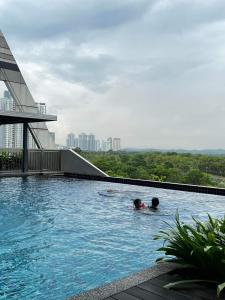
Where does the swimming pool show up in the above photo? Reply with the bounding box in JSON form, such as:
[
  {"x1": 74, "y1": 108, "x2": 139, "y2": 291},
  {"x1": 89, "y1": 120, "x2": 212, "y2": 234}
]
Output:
[{"x1": 0, "y1": 176, "x2": 224, "y2": 299}]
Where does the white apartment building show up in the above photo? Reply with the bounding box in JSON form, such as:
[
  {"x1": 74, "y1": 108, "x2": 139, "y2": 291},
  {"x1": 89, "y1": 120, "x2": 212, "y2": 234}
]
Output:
[
  {"x1": 0, "y1": 91, "x2": 23, "y2": 148},
  {"x1": 66, "y1": 133, "x2": 78, "y2": 148},
  {"x1": 95, "y1": 139, "x2": 100, "y2": 151},
  {"x1": 78, "y1": 133, "x2": 88, "y2": 150},
  {"x1": 113, "y1": 138, "x2": 121, "y2": 151},
  {"x1": 29, "y1": 102, "x2": 48, "y2": 148},
  {"x1": 107, "y1": 137, "x2": 113, "y2": 151},
  {"x1": 87, "y1": 134, "x2": 95, "y2": 151},
  {"x1": 101, "y1": 140, "x2": 107, "y2": 151},
  {"x1": 50, "y1": 132, "x2": 55, "y2": 144},
  {"x1": 0, "y1": 96, "x2": 53, "y2": 149},
  {"x1": 37, "y1": 102, "x2": 47, "y2": 115},
  {"x1": 66, "y1": 133, "x2": 76, "y2": 148},
  {"x1": 65, "y1": 132, "x2": 121, "y2": 152}
]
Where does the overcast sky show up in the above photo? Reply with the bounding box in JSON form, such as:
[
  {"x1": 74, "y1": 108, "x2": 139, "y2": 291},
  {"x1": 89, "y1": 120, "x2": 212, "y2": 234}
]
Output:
[{"x1": 1, "y1": 0, "x2": 225, "y2": 149}]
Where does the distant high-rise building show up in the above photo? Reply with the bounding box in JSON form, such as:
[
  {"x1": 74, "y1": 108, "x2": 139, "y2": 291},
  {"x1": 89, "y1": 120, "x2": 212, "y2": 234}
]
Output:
[
  {"x1": 28, "y1": 102, "x2": 47, "y2": 149},
  {"x1": 101, "y1": 140, "x2": 107, "y2": 152},
  {"x1": 75, "y1": 138, "x2": 79, "y2": 148},
  {"x1": 113, "y1": 138, "x2": 121, "y2": 151},
  {"x1": 0, "y1": 91, "x2": 23, "y2": 148},
  {"x1": 0, "y1": 91, "x2": 14, "y2": 148},
  {"x1": 95, "y1": 139, "x2": 101, "y2": 152},
  {"x1": 87, "y1": 134, "x2": 95, "y2": 151},
  {"x1": 79, "y1": 133, "x2": 88, "y2": 150},
  {"x1": 66, "y1": 133, "x2": 76, "y2": 148},
  {"x1": 65, "y1": 131, "x2": 121, "y2": 152},
  {"x1": 37, "y1": 102, "x2": 47, "y2": 115},
  {"x1": 3, "y1": 90, "x2": 10, "y2": 99},
  {"x1": 28, "y1": 132, "x2": 36, "y2": 149},
  {"x1": 14, "y1": 122, "x2": 23, "y2": 148},
  {"x1": 107, "y1": 137, "x2": 113, "y2": 151},
  {"x1": 50, "y1": 132, "x2": 55, "y2": 144}
]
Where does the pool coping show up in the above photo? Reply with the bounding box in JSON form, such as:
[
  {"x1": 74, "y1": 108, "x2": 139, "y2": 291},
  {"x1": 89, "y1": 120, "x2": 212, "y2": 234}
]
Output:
[
  {"x1": 68, "y1": 262, "x2": 179, "y2": 300},
  {"x1": 65, "y1": 173, "x2": 225, "y2": 196}
]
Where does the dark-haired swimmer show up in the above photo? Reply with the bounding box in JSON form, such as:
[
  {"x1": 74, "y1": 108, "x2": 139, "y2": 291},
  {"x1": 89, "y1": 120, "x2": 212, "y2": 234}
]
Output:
[
  {"x1": 133, "y1": 198, "x2": 146, "y2": 210},
  {"x1": 149, "y1": 197, "x2": 159, "y2": 211},
  {"x1": 133, "y1": 197, "x2": 159, "y2": 211}
]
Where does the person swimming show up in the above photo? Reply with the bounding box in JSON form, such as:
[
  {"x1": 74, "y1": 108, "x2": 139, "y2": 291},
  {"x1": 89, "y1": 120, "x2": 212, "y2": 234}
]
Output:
[
  {"x1": 133, "y1": 197, "x2": 159, "y2": 211},
  {"x1": 133, "y1": 198, "x2": 146, "y2": 209},
  {"x1": 149, "y1": 197, "x2": 159, "y2": 210}
]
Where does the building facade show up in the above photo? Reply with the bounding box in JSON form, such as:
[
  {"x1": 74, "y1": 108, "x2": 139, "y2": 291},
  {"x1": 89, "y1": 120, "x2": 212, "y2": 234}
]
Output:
[
  {"x1": 78, "y1": 133, "x2": 88, "y2": 151},
  {"x1": 65, "y1": 132, "x2": 121, "y2": 152},
  {"x1": 66, "y1": 133, "x2": 76, "y2": 148},
  {"x1": 49, "y1": 132, "x2": 56, "y2": 144},
  {"x1": 29, "y1": 102, "x2": 48, "y2": 148},
  {"x1": 95, "y1": 139, "x2": 101, "y2": 152},
  {"x1": 0, "y1": 92, "x2": 55, "y2": 149},
  {"x1": 0, "y1": 91, "x2": 23, "y2": 148},
  {"x1": 37, "y1": 102, "x2": 47, "y2": 115},
  {"x1": 87, "y1": 134, "x2": 96, "y2": 151},
  {"x1": 107, "y1": 137, "x2": 113, "y2": 151},
  {"x1": 113, "y1": 138, "x2": 121, "y2": 151}
]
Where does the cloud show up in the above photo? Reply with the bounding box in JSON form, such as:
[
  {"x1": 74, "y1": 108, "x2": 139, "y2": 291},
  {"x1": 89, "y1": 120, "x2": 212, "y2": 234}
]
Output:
[
  {"x1": 1, "y1": 0, "x2": 225, "y2": 148},
  {"x1": 149, "y1": 0, "x2": 225, "y2": 34},
  {"x1": 0, "y1": 0, "x2": 151, "y2": 39}
]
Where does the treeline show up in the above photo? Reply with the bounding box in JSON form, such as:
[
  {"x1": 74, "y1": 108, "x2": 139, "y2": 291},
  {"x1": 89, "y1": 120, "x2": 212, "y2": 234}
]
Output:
[{"x1": 79, "y1": 150, "x2": 225, "y2": 187}]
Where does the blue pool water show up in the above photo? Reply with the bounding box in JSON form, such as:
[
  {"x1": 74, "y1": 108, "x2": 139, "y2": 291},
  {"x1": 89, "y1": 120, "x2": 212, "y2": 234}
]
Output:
[{"x1": 0, "y1": 176, "x2": 224, "y2": 299}]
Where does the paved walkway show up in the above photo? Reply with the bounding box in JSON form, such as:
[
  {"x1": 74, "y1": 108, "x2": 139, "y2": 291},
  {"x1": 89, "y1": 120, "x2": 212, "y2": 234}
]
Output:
[
  {"x1": 105, "y1": 270, "x2": 223, "y2": 300},
  {"x1": 70, "y1": 264, "x2": 224, "y2": 300}
]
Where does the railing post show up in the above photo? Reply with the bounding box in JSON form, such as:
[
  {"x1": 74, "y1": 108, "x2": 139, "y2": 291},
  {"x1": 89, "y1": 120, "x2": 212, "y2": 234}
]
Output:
[
  {"x1": 22, "y1": 123, "x2": 28, "y2": 173},
  {"x1": 40, "y1": 149, "x2": 44, "y2": 172},
  {"x1": 59, "y1": 150, "x2": 61, "y2": 171}
]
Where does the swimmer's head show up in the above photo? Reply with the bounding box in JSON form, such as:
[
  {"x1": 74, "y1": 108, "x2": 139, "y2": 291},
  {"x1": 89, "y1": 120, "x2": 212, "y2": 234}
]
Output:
[
  {"x1": 151, "y1": 197, "x2": 159, "y2": 208},
  {"x1": 133, "y1": 198, "x2": 142, "y2": 209}
]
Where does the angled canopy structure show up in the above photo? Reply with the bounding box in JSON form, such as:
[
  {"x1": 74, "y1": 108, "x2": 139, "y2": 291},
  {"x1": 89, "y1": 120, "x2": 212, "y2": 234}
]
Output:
[
  {"x1": 0, "y1": 30, "x2": 56, "y2": 149},
  {"x1": 0, "y1": 110, "x2": 57, "y2": 124}
]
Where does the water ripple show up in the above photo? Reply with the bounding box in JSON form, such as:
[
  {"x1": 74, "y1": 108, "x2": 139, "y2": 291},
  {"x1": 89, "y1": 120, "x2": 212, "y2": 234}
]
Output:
[{"x1": 0, "y1": 177, "x2": 224, "y2": 299}]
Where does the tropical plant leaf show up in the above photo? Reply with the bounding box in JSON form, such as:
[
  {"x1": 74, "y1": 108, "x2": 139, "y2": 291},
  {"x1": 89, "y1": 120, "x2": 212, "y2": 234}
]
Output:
[
  {"x1": 217, "y1": 282, "x2": 225, "y2": 298},
  {"x1": 155, "y1": 257, "x2": 165, "y2": 262},
  {"x1": 204, "y1": 246, "x2": 212, "y2": 252},
  {"x1": 155, "y1": 213, "x2": 225, "y2": 286},
  {"x1": 164, "y1": 279, "x2": 218, "y2": 290}
]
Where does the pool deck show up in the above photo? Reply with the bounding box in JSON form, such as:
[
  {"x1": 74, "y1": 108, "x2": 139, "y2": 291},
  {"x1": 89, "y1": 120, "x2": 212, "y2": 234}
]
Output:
[{"x1": 70, "y1": 263, "x2": 224, "y2": 300}]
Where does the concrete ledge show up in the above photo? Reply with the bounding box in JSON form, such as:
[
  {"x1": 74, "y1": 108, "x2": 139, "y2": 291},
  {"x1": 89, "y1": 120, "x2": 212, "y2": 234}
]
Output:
[
  {"x1": 61, "y1": 150, "x2": 108, "y2": 177},
  {"x1": 68, "y1": 262, "x2": 178, "y2": 300},
  {"x1": 0, "y1": 171, "x2": 64, "y2": 177},
  {"x1": 64, "y1": 173, "x2": 225, "y2": 196}
]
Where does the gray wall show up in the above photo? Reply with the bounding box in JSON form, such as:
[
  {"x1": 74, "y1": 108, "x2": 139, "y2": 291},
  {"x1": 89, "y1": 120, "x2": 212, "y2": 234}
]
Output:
[{"x1": 61, "y1": 149, "x2": 108, "y2": 177}]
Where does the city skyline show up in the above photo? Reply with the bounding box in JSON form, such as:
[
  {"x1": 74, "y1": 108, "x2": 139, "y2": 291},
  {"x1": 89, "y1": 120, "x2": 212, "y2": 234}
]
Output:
[
  {"x1": 66, "y1": 132, "x2": 121, "y2": 152},
  {"x1": 1, "y1": 2, "x2": 225, "y2": 149}
]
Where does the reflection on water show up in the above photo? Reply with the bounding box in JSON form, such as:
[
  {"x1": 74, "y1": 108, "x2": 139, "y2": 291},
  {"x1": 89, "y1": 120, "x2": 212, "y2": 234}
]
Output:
[{"x1": 0, "y1": 176, "x2": 224, "y2": 300}]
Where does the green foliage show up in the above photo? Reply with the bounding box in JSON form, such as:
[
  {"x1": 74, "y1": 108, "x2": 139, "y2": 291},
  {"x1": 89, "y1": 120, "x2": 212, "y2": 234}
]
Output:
[
  {"x1": 155, "y1": 213, "x2": 225, "y2": 297},
  {"x1": 0, "y1": 151, "x2": 22, "y2": 170},
  {"x1": 80, "y1": 151, "x2": 225, "y2": 187},
  {"x1": 184, "y1": 169, "x2": 212, "y2": 186}
]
